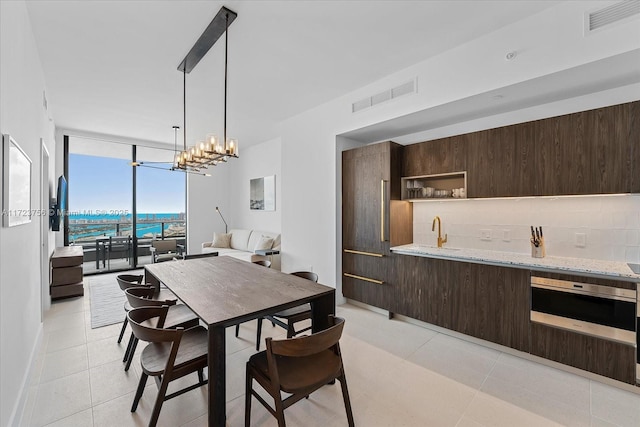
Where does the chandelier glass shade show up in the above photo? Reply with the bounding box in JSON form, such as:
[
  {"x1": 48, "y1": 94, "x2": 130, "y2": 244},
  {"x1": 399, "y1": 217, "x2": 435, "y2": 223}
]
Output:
[{"x1": 172, "y1": 135, "x2": 238, "y2": 172}]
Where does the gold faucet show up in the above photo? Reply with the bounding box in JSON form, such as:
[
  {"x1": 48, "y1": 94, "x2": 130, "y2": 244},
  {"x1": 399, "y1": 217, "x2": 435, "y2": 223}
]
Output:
[{"x1": 432, "y1": 216, "x2": 448, "y2": 248}]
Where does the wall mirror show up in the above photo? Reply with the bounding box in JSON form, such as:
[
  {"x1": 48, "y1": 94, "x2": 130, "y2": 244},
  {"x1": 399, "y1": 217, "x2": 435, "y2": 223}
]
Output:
[{"x1": 250, "y1": 175, "x2": 275, "y2": 211}]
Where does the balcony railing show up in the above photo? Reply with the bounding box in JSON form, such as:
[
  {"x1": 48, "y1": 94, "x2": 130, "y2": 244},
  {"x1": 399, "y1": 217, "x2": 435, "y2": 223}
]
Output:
[
  {"x1": 69, "y1": 220, "x2": 186, "y2": 271},
  {"x1": 69, "y1": 219, "x2": 186, "y2": 244}
]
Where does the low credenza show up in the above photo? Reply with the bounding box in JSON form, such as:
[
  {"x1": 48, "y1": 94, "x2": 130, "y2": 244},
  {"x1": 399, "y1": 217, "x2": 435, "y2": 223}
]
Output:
[{"x1": 51, "y1": 246, "x2": 84, "y2": 299}]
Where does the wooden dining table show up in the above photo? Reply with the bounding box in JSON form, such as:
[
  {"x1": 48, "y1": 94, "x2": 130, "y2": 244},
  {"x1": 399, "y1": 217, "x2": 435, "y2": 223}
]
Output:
[{"x1": 144, "y1": 256, "x2": 336, "y2": 427}]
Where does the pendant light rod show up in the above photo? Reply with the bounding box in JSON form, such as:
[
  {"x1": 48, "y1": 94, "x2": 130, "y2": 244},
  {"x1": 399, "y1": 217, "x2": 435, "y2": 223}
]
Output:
[
  {"x1": 177, "y1": 6, "x2": 237, "y2": 73},
  {"x1": 183, "y1": 68, "x2": 187, "y2": 151},
  {"x1": 224, "y1": 11, "x2": 228, "y2": 151}
]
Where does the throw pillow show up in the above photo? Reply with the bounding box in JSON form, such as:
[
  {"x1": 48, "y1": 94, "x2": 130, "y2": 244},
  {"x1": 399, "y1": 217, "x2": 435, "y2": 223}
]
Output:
[
  {"x1": 212, "y1": 232, "x2": 231, "y2": 248},
  {"x1": 254, "y1": 235, "x2": 274, "y2": 251}
]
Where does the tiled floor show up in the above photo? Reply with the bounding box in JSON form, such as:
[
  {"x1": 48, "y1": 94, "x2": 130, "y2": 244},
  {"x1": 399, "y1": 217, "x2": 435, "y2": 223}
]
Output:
[{"x1": 22, "y1": 284, "x2": 640, "y2": 426}]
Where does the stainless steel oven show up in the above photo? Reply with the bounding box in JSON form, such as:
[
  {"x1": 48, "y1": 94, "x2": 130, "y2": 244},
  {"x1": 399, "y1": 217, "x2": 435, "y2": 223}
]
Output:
[{"x1": 530, "y1": 276, "x2": 636, "y2": 348}]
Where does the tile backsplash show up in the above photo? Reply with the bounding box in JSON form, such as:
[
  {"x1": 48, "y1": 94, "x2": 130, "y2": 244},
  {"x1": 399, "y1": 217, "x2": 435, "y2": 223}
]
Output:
[{"x1": 412, "y1": 194, "x2": 640, "y2": 263}]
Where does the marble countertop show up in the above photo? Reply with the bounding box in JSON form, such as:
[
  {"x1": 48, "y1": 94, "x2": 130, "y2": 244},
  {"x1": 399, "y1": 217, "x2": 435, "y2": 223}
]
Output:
[{"x1": 390, "y1": 244, "x2": 640, "y2": 282}]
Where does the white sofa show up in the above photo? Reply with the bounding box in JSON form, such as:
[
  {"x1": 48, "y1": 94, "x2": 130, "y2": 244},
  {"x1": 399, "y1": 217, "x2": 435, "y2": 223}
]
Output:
[{"x1": 202, "y1": 228, "x2": 281, "y2": 270}]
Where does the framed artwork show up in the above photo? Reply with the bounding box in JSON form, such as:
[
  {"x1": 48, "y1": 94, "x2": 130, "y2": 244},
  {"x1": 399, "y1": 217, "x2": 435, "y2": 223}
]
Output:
[
  {"x1": 2, "y1": 134, "x2": 32, "y2": 227},
  {"x1": 250, "y1": 175, "x2": 275, "y2": 211}
]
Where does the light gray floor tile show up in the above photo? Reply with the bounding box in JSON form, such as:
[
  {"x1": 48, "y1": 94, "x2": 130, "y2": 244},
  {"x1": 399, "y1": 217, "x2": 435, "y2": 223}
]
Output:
[
  {"x1": 44, "y1": 326, "x2": 87, "y2": 353},
  {"x1": 47, "y1": 297, "x2": 86, "y2": 318},
  {"x1": 30, "y1": 371, "x2": 92, "y2": 427},
  {"x1": 456, "y1": 416, "x2": 488, "y2": 427},
  {"x1": 93, "y1": 384, "x2": 207, "y2": 427},
  {"x1": 89, "y1": 358, "x2": 140, "y2": 406},
  {"x1": 40, "y1": 344, "x2": 88, "y2": 384},
  {"x1": 591, "y1": 380, "x2": 640, "y2": 427},
  {"x1": 43, "y1": 409, "x2": 93, "y2": 427},
  {"x1": 463, "y1": 392, "x2": 565, "y2": 427},
  {"x1": 87, "y1": 335, "x2": 128, "y2": 368},
  {"x1": 407, "y1": 332, "x2": 499, "y2": 389},
  {"x1": 43, "y1": 311, "x2": 86, "y2": 332},
  {"x1": 488, "y1": 352, "x2": 591, "y2": 412},
  {"x1": 85, "y1": 321, "x2": 123, "y2": 343}
]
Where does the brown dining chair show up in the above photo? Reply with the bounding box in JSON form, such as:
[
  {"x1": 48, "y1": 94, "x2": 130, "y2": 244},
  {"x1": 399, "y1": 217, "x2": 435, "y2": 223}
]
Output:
[
  {"x1": 116, "y1": 274, "x2": 177, "y2": 362},
  {"x1": 235, "y1": 259, "x2": 272, "y2": 338},
  {"x1": 245, "y1": 315, "x2": 354, "y2": 427},
  {"x1": 128, "y1": 306, "x2": 208, "y2": 427},
  {"x1": 182, "y1": 252, "x2": 219, "y2": 260},
  {"x1": 116, "y1": 274, "x2": 145, "y2": 345},
  {"x1": 253, "y1": 259, "x2": 271, "y2": 268},
  {"x1": 254, "y1": 271, "x2": 317, "y2": 351},
  {"x1": 122, "y1": 287, "x2": 200, "y2": 371}
]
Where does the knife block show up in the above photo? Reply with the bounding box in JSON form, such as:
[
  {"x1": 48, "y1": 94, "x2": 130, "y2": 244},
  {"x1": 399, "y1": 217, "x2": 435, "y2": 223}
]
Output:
[{"x1": 531, "y1": 237, "x2": 545, "y2": 258}]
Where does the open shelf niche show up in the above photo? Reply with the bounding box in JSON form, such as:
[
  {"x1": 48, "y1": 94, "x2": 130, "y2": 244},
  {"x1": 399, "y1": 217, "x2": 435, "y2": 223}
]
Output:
[{"x1": 401, "y1": 171, "x2": 467, "y2": 201}]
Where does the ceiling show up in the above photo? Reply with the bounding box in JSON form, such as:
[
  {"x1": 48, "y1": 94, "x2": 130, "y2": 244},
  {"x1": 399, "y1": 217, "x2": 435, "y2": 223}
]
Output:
[{"x1": 26, "y1": 0, "x2": 563, "y2": 148}]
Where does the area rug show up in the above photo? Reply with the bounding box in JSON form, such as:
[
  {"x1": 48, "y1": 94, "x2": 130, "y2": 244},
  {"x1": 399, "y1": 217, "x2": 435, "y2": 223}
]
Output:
[{"x1": 88, "y1": 270, "x2": 143, "y2": 329}]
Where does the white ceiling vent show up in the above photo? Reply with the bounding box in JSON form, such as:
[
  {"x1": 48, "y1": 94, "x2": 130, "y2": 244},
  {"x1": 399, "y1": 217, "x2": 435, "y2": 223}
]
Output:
[
  {"x1": 586, "y1": 1, "x2": 640, "y2": 33},
  {"x1": 352, "y1": 79, "x2": 417, "y2": 113}
]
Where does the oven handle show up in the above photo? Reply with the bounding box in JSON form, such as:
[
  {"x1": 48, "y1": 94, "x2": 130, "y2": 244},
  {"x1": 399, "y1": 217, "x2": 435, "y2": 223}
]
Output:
[
  {"x1": 531, "y1": 276, "x2": 636, "y2": 303},
  {"x1": 531, "y1": 311, "x2": 636, "y2": 346}
]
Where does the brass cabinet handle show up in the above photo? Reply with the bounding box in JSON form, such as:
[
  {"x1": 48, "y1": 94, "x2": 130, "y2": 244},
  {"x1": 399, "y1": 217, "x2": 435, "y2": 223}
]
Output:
[
  {"x1": 344, "y1": 273, "x2": 384, "y2": 285},
  {"x1": 380, "y1": 180, "x2": 385, "y2": 242},
  {"x1": 343, "y1": 249, "x2": 384, "y2": 258}
]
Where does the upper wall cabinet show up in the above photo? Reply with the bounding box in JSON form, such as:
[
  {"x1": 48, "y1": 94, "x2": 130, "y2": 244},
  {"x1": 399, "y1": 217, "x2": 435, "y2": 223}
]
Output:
[
  {"x1": 403, "y1": 136, "x2": 467, "y2": 177},
  {"x1": 403, "y1": 101, "x2": 640, "y2": 198},
  {"x1": 535, "y1": 103, "x2": 635, "y2": 196},
  {"x1": 467, "y1": 123, "x2": 536, "y2": 198}
]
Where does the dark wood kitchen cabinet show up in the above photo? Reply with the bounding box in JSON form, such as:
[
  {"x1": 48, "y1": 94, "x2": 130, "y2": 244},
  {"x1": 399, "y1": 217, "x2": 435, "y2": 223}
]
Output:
[
  {"x1": 342, "y1": 142, "x2": 412, "y2": 309},
  {"x1": 403, "y1": 136, "x2": 467, "y2": 177},
  {"x1": 466, "y1": 123, "x2": 536, "y2": 198},
  {"x1": 394, "y1": 255, "x2": 530, "y2": 352},
  {"x1": 531, "y1": 323, "x2": 635, "y2": 384},
  {"x1": 535, "y1": 103, "x2": 634, "y2": 196},
  {"x1": 403, "y1": 100, "x2": 639, "y2": 198}
]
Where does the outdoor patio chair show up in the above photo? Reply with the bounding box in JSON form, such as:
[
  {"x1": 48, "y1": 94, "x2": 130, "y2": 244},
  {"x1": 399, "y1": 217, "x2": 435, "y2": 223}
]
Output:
[{"x1": 150, "y1": 239, "x2": 183, "y2": 263}]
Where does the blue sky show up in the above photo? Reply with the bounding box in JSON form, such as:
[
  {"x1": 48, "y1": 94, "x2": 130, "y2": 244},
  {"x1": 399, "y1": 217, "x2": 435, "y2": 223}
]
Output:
[{"x1": 69, "y1": 154, "x2": 185, "y2": 213}]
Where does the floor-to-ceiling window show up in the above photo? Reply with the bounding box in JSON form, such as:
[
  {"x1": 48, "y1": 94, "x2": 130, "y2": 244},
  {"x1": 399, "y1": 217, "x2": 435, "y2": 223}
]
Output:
[
  {"x1": 66, "y1": 137, "x2": 185, "y2": 274},
  {"x1": 134, "y1": 146, "x2": 186, "y2": 267}
]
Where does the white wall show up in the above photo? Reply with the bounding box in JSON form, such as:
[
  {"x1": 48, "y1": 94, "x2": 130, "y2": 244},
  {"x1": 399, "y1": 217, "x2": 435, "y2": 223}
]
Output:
[
  {"x1": 0, "y1": 1, "x2": 56, "y2": 425},
  {"x1": 190, "y1": 138, "x2": 282, "y2": 255},
  {"x1": 413, "y1": 195, "x2": 640, "y2": 263},
  {"x1": 272, "y1": 1, "x2": 640, "y2": 288},
  {"x1": 187, "y1": 166, "x2": 230, "y2": 254},
  {"x1": 227, "y1": 137, "x2": 282, "y2": 234}
]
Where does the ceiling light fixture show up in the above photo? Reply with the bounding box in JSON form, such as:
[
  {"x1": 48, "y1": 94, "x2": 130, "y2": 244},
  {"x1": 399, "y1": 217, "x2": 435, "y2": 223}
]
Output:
[
  {"x1": 132, "y1": 125, "x2": 211, "y2": 176},
  {"x1": 132, "y1": 6, "x2": 238, "y2": 176},
  {"x1": 174, "y1": 6, "x2": 239, "y2": 173}
]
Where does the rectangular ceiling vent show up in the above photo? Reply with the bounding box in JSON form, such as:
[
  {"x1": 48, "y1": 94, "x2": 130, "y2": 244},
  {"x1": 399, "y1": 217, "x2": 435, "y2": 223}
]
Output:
[
  {"x1": 352, "y1": 78, "x2": 416, "y2": 113},
  {"x1": 586, "y1": 1, "x2": 640, "y2": 33}
]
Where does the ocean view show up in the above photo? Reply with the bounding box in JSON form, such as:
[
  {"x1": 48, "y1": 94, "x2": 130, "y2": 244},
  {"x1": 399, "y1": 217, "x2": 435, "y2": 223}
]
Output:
[{"x1": 68, "y1": 212, "x2": 185, "y2": 241}]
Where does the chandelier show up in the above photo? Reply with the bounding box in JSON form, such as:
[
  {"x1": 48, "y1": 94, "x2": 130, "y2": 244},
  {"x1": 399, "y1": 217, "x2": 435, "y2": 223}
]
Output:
[
  {"x1": 133, "y1": 6, "x2": 238, "y2": 175},
  {"x1": 174, "y1": 6, "x2": 238, "y2": 173}
]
